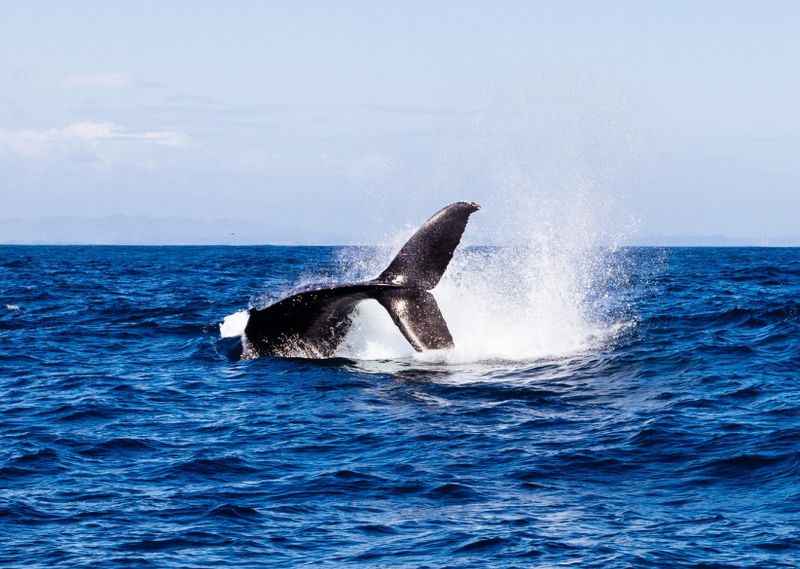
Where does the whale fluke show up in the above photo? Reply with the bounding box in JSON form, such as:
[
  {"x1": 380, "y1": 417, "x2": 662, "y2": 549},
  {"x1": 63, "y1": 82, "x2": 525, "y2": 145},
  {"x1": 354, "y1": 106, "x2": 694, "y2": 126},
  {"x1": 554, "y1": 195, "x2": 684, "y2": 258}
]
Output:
[
  {"x1": 243, "y1": 202, "x2": 479, "y2": 358},
  {"x1": 377, "y1": 201, "x2": 480, "y2": 289}
]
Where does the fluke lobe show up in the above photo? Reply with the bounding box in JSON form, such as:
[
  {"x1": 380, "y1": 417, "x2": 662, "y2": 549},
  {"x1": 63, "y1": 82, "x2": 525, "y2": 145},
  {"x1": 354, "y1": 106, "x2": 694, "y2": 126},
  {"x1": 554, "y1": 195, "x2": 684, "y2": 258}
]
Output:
[{"x1": 243, "y1": 202, "x2": 480, "y2": 358}]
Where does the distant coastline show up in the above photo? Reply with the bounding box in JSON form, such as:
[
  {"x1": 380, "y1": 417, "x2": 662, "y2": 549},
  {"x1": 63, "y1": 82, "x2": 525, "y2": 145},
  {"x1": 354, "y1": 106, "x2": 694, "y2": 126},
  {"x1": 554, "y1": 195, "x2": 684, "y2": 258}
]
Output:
[{"x1": 2, "y1": 216, "x2": 799, "y2": 247}]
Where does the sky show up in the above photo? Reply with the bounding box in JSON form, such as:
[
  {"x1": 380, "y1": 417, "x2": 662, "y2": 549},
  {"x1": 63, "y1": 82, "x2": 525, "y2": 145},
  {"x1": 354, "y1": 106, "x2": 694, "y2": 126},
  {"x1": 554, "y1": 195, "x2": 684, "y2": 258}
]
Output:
[{"x1": 1, "y1": 2, "x2": 799, "y2": 244}]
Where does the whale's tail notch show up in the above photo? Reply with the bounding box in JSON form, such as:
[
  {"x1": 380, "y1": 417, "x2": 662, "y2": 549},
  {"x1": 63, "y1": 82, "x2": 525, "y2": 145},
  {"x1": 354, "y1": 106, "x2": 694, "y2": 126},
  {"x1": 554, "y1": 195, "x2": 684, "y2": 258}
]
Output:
[{"x1": 375, "y1": 201, "x2": 480, "y2": 290}]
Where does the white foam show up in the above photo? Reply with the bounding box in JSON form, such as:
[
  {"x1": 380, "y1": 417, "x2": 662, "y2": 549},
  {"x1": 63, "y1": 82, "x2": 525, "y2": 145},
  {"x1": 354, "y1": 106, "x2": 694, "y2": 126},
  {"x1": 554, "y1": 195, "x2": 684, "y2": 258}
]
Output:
[
  {"x1": 337, "y1": 300, "x2": 415, "y2": 359},
  {"x1": 6, "y1": 304, "x2": 20, "y2": 311},
  {"x1": 219, "y1": 309, "x2": 250, "y2": 338}
]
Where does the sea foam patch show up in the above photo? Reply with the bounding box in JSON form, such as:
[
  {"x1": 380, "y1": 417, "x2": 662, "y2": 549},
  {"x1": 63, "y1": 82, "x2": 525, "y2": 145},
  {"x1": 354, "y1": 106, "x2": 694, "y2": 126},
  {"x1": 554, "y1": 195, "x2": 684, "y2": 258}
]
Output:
[{"x1": 220, "y1": 309, "x2": 250, "y2": 338}]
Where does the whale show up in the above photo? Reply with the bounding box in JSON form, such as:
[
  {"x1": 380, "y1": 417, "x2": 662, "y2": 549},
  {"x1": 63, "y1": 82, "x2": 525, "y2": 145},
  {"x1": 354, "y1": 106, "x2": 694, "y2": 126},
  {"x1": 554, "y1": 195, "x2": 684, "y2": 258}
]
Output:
[{"x1": 241, "y1": 201, "x2": 480, "y2": 358}]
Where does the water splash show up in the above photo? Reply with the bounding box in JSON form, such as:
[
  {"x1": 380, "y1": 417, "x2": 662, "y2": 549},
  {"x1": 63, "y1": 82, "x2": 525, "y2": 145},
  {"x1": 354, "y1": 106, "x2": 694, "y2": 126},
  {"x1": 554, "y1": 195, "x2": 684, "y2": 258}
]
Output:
[
  {"x1": 219, "y1": 309, "x2": 249, "y2": 338},
  {"x1": 337, "y1": 190, "x2": 635, "y2": 363}
]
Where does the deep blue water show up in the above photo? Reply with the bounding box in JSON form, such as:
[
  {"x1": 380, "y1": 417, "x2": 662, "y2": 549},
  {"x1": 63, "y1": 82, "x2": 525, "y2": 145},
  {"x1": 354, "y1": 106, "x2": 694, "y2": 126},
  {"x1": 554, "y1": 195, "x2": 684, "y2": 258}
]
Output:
[{"x1": 1, "y1": 245, "x2": 799, "y2": 568}]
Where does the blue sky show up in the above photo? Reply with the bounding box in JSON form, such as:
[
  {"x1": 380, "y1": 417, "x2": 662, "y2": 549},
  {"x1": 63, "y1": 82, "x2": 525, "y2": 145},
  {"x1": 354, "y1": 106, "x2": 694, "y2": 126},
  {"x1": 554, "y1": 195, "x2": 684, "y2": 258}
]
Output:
[{"x1": 2, "y1": 2, "x2": 799, "y2": 244}]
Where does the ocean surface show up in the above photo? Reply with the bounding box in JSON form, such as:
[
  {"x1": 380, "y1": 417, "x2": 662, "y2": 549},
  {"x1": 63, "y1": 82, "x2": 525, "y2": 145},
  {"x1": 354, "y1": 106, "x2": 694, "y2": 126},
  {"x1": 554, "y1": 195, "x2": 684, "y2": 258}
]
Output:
[{"x1": 1, "y1": 245, "x2": 799, "y2": 568}]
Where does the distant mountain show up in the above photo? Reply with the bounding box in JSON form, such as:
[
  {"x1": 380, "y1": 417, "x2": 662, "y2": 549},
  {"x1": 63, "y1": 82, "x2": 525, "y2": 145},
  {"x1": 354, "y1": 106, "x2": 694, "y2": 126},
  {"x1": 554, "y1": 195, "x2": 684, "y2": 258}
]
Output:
[{"x1": 633, "y1": 234, "x2": 800, "y2": 247}]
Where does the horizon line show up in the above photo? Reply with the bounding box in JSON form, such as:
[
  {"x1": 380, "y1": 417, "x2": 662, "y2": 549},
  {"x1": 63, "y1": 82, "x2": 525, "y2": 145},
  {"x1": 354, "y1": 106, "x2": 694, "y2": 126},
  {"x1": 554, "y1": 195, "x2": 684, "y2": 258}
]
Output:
[{"x1": 2, "y1": 242, "x2": 799, "y2": 248}]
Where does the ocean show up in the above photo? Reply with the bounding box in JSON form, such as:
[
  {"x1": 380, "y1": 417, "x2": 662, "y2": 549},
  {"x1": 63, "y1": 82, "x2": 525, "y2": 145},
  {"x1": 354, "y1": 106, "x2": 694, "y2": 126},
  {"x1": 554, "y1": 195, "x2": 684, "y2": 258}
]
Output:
[{"x1": 1, "y1": 244, "x2": 798, "y2": 567}]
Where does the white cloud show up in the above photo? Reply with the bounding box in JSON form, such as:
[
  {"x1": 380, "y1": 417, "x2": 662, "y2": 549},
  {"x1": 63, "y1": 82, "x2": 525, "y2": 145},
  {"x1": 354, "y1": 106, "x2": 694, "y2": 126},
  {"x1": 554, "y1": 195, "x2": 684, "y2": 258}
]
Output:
[
  {"x1": 61, "y1": 121, "x2": 117, "y2": 140},
  {"x1": 0, "y1": 122, "x2": 189, "y2": 161},
  {"x1": 63, "y1": 73, "x2": 133, "y2": 89},
  {"x1": 60, "y1": 121, "x2": 187, "y2": 146}
]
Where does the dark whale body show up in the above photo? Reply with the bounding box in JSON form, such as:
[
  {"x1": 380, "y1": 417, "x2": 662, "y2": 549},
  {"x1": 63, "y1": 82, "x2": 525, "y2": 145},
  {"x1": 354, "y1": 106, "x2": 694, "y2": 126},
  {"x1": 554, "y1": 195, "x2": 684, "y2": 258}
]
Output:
[{"x1": 243, "y1": 202, "x2": 480, "y2": 358}]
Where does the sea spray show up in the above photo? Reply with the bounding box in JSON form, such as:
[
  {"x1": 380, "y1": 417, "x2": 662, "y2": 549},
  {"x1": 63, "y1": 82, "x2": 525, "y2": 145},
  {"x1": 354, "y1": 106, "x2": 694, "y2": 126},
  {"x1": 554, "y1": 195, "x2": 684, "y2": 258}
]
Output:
[{"x1": 337, "y1": 190, "x2": 635, "y2": 363}]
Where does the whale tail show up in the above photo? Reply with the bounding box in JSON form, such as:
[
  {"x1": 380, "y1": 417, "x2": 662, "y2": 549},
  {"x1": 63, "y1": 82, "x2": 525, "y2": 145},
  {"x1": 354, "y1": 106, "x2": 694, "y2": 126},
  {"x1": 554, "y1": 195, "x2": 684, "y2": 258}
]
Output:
[
  {"x1": 371, "y1": 201, "x2": 480, "y2": 351},
  {"x1": 245, "y1": 202, "x2": 479, "y2": 357}
]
